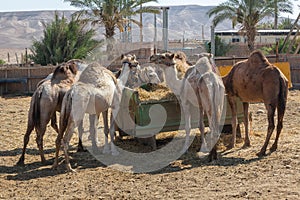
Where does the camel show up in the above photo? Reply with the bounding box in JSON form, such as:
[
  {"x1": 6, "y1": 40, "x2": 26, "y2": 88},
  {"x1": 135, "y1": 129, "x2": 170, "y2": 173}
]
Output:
[
  {"x1": 150, "y1": 52, "x2": 225, "y2": 160},
  {"x1": 52, "y1": 62, "x2": 122, "y2": 172},
  {"x1": 116, "y1": 54, "x2": 161, "y2": 88},
  {"x1": 174, "y1": 51, "x2": 193, "y2": 79},
  {"x1": 37, "y1": 59, "x2": 87, "y2": 87},
  {"x1": 222, "y1": 50, "x2": 288, "y2": 156},
  {"x1": 17, "y1": 60, "x2": 78, "y2": 166}
]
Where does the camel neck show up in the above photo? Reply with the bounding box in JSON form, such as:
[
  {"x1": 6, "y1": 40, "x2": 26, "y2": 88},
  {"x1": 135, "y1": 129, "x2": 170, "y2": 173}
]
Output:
[
  {"x1": 163, "y1": 65, "x2": 182, "y2": 95},
  {"x1": 118, "y1": 63, "x2": 130, "y2": 87}
]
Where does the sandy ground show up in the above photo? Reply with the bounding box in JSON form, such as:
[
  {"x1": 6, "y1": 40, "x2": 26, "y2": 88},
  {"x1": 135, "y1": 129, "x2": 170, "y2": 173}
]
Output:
[{"x1": 0, "y1": 90, "x2": 299, "y2": 199}]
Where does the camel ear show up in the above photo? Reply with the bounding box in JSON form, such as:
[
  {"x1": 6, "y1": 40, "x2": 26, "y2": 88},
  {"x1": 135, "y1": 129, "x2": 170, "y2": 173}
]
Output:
[
  {"x1": 132, "y1": 54, "x2": 136, "y2": 60},
  {"x1": 69, "y1": 62, "x2": 78, "y2": 75},
  {"x1": 121, "y1": 54, "x2": 125, "y2": 60},
  {"x1": 174, "y1": 53, "x2": 180, "y2": 59}
]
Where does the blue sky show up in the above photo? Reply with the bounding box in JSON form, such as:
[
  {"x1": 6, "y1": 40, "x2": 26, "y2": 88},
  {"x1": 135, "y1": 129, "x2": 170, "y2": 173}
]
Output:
[{"x1": 0, "y1": 0, "x2": 299, "y2": 19}]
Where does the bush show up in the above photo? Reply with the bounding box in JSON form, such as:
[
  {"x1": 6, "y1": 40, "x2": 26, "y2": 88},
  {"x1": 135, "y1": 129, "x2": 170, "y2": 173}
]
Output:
[
  {"x1": 30, "y1": 11, "x2": 101, "y2": 65},
  {"x1": 0, "y1": 59, "x2": 5, "y2": 65},
  {"x1": 205, "y1": 36, "x2": 232, "y2": 56}
]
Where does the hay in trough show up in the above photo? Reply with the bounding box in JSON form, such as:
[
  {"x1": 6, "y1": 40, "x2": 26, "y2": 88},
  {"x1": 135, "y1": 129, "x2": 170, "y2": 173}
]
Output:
[{"x1": 136, "y1": 84, "x2": 177, "y2": 103}]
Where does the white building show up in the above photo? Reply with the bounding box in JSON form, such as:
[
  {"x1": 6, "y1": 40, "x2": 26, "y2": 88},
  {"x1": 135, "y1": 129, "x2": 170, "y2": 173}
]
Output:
[{"x1": 215, "y1": 29, "x2": 298, "y2": 44}]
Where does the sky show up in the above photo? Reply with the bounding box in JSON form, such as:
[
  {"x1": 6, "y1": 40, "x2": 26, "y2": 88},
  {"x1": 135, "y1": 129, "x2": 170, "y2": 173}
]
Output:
[{"x1": 0, "y1": 0, "x2": 299, "y2": 19}]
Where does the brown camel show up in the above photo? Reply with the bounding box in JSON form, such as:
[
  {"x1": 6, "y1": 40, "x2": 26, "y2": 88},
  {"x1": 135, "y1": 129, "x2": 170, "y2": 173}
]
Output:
[
  {"x1": 222, "y1": 50, "x2": 288, "y2": 156},
  {"x1": 17, "y1": 60, "x2": 78, "y2": 165}
]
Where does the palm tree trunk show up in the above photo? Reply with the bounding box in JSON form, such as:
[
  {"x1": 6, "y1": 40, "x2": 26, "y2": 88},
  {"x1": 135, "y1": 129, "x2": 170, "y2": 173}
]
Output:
[
  {"x1": 139, "y1": 4, "x2": 143, "y2": 42},
  {"x1": 246, "y1": 26, "x2": 256, "y2": 52},
  {"x1": 105, "y1": 25, "x2": 115, "y2": 59},
  {"x1": 274, "y1": 0, "x2": 278, "y2": 29}
]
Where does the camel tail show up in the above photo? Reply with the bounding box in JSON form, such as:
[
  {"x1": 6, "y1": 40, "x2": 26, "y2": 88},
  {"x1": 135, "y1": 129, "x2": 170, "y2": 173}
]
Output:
[
  {"x1": 209, "y1": 73, "x2": 225, "y2": 136},
  {"x1": 60, "y1": 90, "x2": 72, "y2": 135},
  {"x1": 33, "y1": 86, "x2": 43, "y2": 130},
  {"x1": 277, "y1": 75, "x2": 288, "y2": 121}
]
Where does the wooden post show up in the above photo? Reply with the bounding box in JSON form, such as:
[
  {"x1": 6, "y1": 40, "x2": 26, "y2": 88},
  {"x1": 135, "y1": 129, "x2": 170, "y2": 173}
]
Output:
[
  {"x1": 27, "y1": 68, "x2": 31, "y2": 93},
  {"x1": 15, "y1": 53, "x2": 19, "y2": 65},
  {"x1": 7, "y1": 52, "x2": 10, "y2": 63}
]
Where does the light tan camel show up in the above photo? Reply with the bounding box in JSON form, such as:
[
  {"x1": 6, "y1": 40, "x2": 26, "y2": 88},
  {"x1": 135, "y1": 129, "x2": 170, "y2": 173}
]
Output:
[
  {"x1": 117, "y1": 54, "x2": 161, "y2": 88},
  {"x1": 52, "y1": 62, "x2": 122, "y2": 172},
  {"x1": 174, "y1": 51, "x2": 193, "y2": 79},
  {"x1": 17, "y1": 60, "x2": 78, "y2": 165},
  {"x1": 222, "y1": 50, "x2": 288, "y2": 156},
  {"x1": 150, "y1": 52, "x2": 225, "y2": 161}
]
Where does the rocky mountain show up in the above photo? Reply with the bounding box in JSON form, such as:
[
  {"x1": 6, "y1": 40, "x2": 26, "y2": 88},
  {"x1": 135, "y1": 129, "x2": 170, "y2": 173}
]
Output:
[{"x1": 0, "y1": 5, "x2": 232, "y2": 49}]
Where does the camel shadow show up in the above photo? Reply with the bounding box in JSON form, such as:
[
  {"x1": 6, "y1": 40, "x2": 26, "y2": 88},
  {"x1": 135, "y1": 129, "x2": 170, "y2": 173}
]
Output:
[
  {"x1": 149, "y1": 147, "x2": 266, "y2": 175},
  {"x1": 0, "y1": 148, "x2": 56, "y2": 157},
  {"x1": 1, "y1": 145, "x2": 107, "y2": 181}
]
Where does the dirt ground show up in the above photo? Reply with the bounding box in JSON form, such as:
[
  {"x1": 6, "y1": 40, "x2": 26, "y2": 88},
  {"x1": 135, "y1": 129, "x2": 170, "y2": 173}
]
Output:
[{"x1": 0, "y1": 89, "x2": 299, "y2": 199}]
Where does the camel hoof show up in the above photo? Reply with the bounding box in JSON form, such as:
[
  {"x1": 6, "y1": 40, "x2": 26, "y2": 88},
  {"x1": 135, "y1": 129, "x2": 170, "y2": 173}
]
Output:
[
  {"x1": 226, "y1": 144, "x2": 234, "y2": 150},
  {"x1": 67, "y1": 168, "x2": 77, "y2": 173},
  {"x1": 77, "y1": 148, "x2": 87, "y2": 152},
  {"x1": 256, "y1": 151, "x2": 266, "y2": 157},
  {"x1": 52, "y1": 164, "x2": 58, "y2": 170},
  {"x1": 42, "y1": 160, "x2": 52, "y2": 166},
  {"x1": 16, "y1": 160, "x2": 25, "y2": 166},
  {"x1": 242, "y1": 143, "x2": 251, "y2": 149},
  {"x1": 270, "y1": 145, "x2": 277, "y2": 152}
]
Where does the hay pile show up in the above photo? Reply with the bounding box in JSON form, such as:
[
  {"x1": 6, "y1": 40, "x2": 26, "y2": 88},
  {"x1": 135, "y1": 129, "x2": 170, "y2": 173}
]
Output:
[{"x1": 136, "y1": 84, "x2": 177, "y2": 102}]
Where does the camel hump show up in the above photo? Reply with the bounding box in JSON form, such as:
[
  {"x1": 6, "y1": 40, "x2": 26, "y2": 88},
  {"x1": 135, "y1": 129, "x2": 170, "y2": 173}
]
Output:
[{"x1": 248, "y1": 50, "x2": 271, "y2": 66}]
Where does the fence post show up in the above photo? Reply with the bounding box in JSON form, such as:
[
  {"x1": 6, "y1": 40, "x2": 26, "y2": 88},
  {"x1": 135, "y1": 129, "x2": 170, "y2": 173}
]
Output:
[{"x1": 211, "y1": 25, "x2": 215, "y2": 55}]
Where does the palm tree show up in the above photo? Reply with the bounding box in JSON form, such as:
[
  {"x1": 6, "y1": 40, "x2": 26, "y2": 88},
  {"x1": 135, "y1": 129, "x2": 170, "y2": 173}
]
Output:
[
  {"x1": 207, "y1": 0, "x2": 274, "y2": 51},
  {"x1": 30, "y1": 12, "x2": 100, "y2": 65},
  {"x1": 267, "y1": 0, "x2": 293, "y2": 29},
  {"x1": 64, "y1": 0, "x2": 160, "y2": 51},
  {"x1": 278, "y1": 17, "x2": 293, "y2": 29}
]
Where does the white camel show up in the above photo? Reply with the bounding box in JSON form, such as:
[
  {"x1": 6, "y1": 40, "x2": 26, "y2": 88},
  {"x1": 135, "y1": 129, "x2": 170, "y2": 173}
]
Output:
[
  {"x1": 117, "y1": 54, "x2": 160, "y2": 88},
  {"x1": 150, "y1": 52, "x2": 225, "y2": 160},
  {"x1": 52, "y1": 62, "x2": 122, "y2": 172}
]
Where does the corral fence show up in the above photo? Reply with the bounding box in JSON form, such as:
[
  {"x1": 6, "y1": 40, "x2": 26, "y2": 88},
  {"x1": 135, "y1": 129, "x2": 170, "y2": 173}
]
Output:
[
  {"x1": 0, "y1": 65, "x2": 56, "y2": 95},
  {"x1": 1, "y1": 49, "x2": 300, "y2": 96}
]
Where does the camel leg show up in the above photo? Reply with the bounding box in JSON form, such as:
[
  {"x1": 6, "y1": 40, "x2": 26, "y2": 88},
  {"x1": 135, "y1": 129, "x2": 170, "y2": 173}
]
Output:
[
  {"x1": 89, "y1": 114, "x2": 99, "y2": 153},
  {"x1": 35, "y1": 126, "x2": 47, "y2": 164},
  {"x1": 270, "y1": 106, "x2": 285, "y2": 152},
  {"x1": 62, "y1": 122, "x2": 77, "y2": 172},
  {"x1": 77, "y1": 120, "x2": 85, "y2": 152},
  {"x1": 183, "y1": 103, "x2": 191, "y2": 153},
  {"x1": 16, "y1": 122, "x2": 34, "y2": 166},
  {"x1": 198, "y1": 110, "x2": 208, "y2": 153},
  {"x1": 208, "y1": 144, "x2": 218, "y2": 162},
  {"x1": 52, "y1": 124, "x2": 66, "y2": 170},
  {"x1": 227, "y1": 96, "x2": 237, "y2": 149},
  {"x1": 257, "y1": 105, "x2": 276, "y2": 157},
  {"x1": 50, "y1": 113, "x2": 59, "y2": 133},
  {"x1": 109, "y1": 113, "x2": 119, "y2": 156},
  {"x1": 242, "y1": 102, "x2": 251, "y2": 148},
  {"x1": 103, "y1": 111, "x2": 110, "y2": 154}
]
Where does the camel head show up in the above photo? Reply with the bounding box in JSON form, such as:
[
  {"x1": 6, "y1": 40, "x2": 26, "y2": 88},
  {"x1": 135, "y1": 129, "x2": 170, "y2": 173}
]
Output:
[
  {"x1": 149, "y1": 52, "x2": 176, "y2": 67},
  {"x1": 139, "y1": 66, "x2": 161, "y2": 85},
  {"x1": 51, "y1": 61, "x2": 78, "y2": 82},
  {"x1": 194, "y1": 52, "x2": 217, "y2": 73},
  {"x1": 121, "y1": 54, "x2": 140, "y2": 70}
]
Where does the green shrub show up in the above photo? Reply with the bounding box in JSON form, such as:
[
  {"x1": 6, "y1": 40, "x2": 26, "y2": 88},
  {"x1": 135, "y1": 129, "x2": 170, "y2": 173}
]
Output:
[{"x1": 30, "y1": 12, "x2": 101, "y2": 65}]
